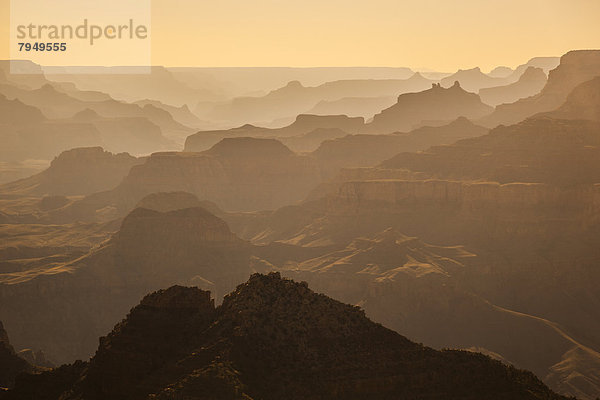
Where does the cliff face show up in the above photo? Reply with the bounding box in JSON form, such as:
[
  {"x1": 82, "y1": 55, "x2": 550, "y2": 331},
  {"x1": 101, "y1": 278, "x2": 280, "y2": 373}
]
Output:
[
  {"x1": 0, "y1": 147, "x2": 142, "y2": 197},
  {"x1": 479, "y1": 67, "x2": 547, "y2": 107},
  {"x1": 481, "y1": 49, "x2": 600, "y2": 127},
  {"x1": 367, "y1": 82, "x2": 493, "y2": 133},
  {"x1": 4, "y1": 274, "x2": 567, "y2": 400}
]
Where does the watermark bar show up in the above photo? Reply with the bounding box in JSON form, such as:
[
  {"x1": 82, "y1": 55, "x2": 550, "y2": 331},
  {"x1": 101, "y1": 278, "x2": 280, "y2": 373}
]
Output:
[{"x1": 10, "y1": 0, "x2": 151, "y2": 74}]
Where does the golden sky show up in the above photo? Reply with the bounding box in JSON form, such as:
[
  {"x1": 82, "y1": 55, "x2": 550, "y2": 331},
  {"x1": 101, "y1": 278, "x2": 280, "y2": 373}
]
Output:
[{"x1": 1, "y1": 0, "x2": 599, "y2": 71}]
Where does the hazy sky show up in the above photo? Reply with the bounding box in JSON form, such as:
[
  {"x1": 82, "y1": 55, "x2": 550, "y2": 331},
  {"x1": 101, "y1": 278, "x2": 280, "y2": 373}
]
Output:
[{"x1": 1, "y1": 0, "x2": 599, "y2": 71}]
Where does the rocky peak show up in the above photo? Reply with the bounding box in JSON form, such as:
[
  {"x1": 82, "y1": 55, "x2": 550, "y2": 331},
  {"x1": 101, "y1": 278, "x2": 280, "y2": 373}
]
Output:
[
  {"x1": 368, "y1": 81, "x2": 492, "y2": 133},
  {"x1": 80, "y1": 286, "x2": 217, "y2": 399},
  {"x1": 220, "y1": 272, "x2": 374, "y2": 340},
  {"x1": 139, "y1": 285, "x2": 215, "y2": 311}
]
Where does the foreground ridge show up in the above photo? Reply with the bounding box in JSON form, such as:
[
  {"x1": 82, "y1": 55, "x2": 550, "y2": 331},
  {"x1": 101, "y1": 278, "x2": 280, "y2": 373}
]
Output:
[{"x1": 4, "y1": 273, "x2": 568, "y2": 400}]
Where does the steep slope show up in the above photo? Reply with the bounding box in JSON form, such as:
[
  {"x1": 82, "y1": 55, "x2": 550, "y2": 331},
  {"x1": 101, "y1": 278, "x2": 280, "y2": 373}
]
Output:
[
  {"x1": 0, "y1": 321, "x2": 34, "y2": 389},
  {"x1": 4, "y1": 274, "x2": 567, "y2": 400},
  {"x1": 479, "y1": 67, "x2": 547, "y2": 107},
  {"x1": 481, "y1": 49, "x2": 600, "y2": 127},
  {"x1": 367, "y1": 82, "x2": 493, "y2": 133},
  {"x1": 0, "y1": 147, "x2": 142, "y2": 196}
]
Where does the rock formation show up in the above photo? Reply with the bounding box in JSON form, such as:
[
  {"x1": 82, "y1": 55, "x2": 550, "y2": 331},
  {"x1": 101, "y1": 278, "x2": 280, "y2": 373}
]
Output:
[
  {"x1": 441, "y1": 67, "x2": 509, "y2": 92},
  {"x1": 481, "y1": 49, "x2": 600, "y2": 127},
  {"x1": 367, "y1": 82, "x2": 493, "y2": 133},
  {"x1": 0, "y1": 147, "x2": 142, "y2": 197}
]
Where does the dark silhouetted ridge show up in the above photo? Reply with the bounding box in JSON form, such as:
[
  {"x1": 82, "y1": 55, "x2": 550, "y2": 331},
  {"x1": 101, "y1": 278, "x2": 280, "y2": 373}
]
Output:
[{"x1": 4, "y1": 273, "x2": 568, "y2": 399}]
